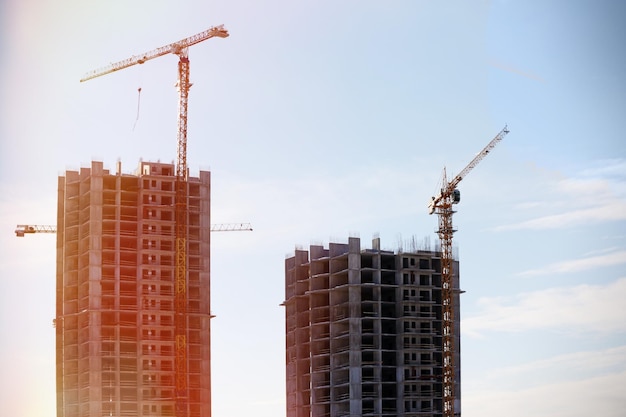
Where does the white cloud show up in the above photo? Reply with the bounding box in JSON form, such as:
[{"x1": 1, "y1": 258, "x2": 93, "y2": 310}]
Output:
[
  {"x1": 518, "y1": 249, "x2": 626, "y2": 277},
  {"x1": 486, "y1": 345, "x2": 626, "y2": 381},
  {"x1": 462, "y1": 278, "x2": 626, "y2": 337},
  {"x1": 464, "y1": 345, "x2": 626, "y2": 417},
  {"x1": 495, "y1": 201, "x2": 626, "y2": 230},
  {"x1": 580, "y1": 158, "x2": 626, "y2": 180},
  {"x1": 464, "y1": 369, "x2": 626, "y2": 417},
  {"x1": 495, "y1": 159, "x2": 626, "y2": 231}
]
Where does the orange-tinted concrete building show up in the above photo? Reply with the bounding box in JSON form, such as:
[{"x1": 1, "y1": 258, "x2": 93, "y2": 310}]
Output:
[{"x1": 55, "y1": 161, "x2": 211, "y2": 417}]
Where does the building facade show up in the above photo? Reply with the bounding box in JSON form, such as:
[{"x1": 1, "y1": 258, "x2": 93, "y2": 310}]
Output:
[
  {"x1": 55, "y1": 161, "x2": 211, "y2": 417},
  {"x1": 284, "y1": 237, "x2": 461, "y2": 417}
]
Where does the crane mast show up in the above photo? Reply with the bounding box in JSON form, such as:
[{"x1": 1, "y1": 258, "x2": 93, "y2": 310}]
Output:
[
  {"x1": 174, "y1": 48, "x2": 191, "y2": 417},
  {"x1": 428, "y1": 125, "x2": 509, "y2": 417},
  {"x1": 81, "y1": 25, "x2": 228, "y2": 417}
]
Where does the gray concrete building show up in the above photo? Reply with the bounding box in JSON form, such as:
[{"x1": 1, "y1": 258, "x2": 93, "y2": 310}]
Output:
[
  {"x1": 284, "y1": 237, "x2": 461, "y2": 417},
  {"x1": 55, "y1": 161, "x2": 211, "y2": 417}
]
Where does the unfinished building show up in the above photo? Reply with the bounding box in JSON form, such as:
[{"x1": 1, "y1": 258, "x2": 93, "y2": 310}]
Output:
[
  {"x1": 284, "y1": 237, "x2": 461, "y2": 417},
  {"x1": 55, "y1": 160, "x2": 211, "y2": 417}
]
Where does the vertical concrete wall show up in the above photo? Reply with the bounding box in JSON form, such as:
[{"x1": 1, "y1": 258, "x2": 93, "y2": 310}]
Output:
[
  {"x1": 56, "y1": 175, "x2": 66, "y2": 417},
  {"x1": 56, "y1": 161, "x2": 212, "y2": 417}
]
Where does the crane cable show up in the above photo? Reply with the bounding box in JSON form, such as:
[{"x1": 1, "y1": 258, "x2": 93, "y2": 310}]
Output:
[{"x1": 133, "y1": 87, "x2": 142, "y2": 131}]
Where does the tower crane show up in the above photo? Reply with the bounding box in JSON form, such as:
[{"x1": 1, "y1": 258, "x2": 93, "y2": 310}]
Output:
[
  {"x1": 428, "y1": 125, "x2": 509, "y2": 417},
  {"x1": 14, "y1": 225, "x2": 57, "y2": 236},
  {"x1": 15, "y1": 223, "x2": 252, "y2": 237},
  {"x1": 81, "y1": 25, "x2": 228, "y2": 417}
]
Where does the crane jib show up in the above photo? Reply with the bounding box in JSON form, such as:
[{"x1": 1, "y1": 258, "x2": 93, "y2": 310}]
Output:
[{"x1": 79, "y1": 25, "x2": 229, "y2": 82}]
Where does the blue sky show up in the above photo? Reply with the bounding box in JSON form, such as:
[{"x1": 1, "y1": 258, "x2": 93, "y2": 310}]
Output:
[{"x1": 1, "y1": 1, "x2": 625, "y2": 416}]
